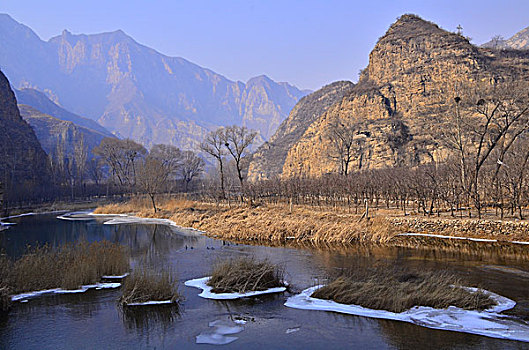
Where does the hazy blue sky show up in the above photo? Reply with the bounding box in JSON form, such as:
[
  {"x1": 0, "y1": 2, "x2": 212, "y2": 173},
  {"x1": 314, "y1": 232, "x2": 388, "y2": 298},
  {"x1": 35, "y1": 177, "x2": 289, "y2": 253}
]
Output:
[{"x1": 2, "y1": 0, "x2": 529, "y2": 90}]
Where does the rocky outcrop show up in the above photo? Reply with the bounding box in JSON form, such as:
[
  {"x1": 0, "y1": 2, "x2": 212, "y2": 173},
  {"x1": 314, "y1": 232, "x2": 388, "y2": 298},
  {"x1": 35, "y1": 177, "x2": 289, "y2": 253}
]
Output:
[
  {"x1": 0, "y1": 70, "x2": 49, "y2": 197},
  {"x1": 19, "y1": 105, "x2": 110, "y2": 163},
  {"x1": 281, "y1": 14, "x2": 529, "y2": 178},
  {"x1": 0, "y1": 14, "x2": 308, "y2": 149},
  {"x1": 248, "y1": 81, "x2": 353, "y2": 181}
]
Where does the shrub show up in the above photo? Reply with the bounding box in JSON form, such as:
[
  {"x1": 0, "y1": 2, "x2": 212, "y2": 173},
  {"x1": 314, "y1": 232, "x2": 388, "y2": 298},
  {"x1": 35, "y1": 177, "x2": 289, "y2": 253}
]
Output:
[
  {"x1": 6, "y1": 241, "x2": 129, "y2": 293},
  {"x1": 311, "y1": 266, "x2": 496, "y2": 313},
  {"x1": 0, "y1": 285, "x2": 11, "y2": 313},
  {"x1": 207, "y1": 257, "x2": 285, "y2": 294},
  {"x1": 119, "y1": 267, "x2": 180, "y2": 305}
]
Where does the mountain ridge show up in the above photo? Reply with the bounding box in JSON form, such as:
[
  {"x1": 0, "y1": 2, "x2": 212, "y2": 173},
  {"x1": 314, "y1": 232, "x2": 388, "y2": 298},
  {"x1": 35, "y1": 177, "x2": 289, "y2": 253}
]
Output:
[{"x1": 0, "y1": 13, "x2": 308, "y2": 149}]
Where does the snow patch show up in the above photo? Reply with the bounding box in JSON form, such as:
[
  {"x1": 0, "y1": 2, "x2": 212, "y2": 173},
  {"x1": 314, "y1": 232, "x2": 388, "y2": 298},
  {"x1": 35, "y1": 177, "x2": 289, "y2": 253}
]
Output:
[
  {"x1": 101, "y1": 273, "x2": 129, "y2": 279},
  {"x1": 56, "y1": 211, "x2": 96, "y2": 221},
  {"x1": 125, "y1": 300, "x2": 175, "y2": 306},
  {"x1": 11, "y1": 282, "x2": 121, "y2": 302},
  {"x1": 185, "y1": 277, "x2": 286, "y2": 300},
  {"x1": 285, "y1": 286, "x2": 529, "y2": 342},
  {"x1": 92, "y1": 213, "x2": 205, "y2": 234},
  {"x1": 196, "y1": 319, "x2": 243, "y2": 345}
]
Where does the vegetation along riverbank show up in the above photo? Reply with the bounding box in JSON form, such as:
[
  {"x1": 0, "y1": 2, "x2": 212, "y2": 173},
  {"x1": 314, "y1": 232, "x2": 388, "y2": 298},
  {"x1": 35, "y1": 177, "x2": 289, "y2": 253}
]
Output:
[{"x1": 94, "y1": 198, "x2": 529, "y2": 247}]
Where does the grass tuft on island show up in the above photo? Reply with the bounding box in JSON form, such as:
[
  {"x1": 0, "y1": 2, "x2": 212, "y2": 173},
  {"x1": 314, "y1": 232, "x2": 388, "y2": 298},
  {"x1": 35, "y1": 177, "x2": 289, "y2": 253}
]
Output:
[
  {"x1": 207, "y1": 257, "x2": 285, "y2": 294},
  {"x1": 119, "y1": 267, "x2": 180, "y2": 306},
  {"x1": 0, "y1": 241, "x2": 129, "y2": 294},
  {"x1": 0, "y1": 285, "x2": 11, "y2": 313},
  {"x1": 311, "y1": 267, "x2": 496, "y2": 313}
]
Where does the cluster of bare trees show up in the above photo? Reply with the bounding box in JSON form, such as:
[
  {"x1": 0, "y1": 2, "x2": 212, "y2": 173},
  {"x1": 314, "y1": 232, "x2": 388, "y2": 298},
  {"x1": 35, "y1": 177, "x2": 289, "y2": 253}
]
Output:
[
  {"x1": 93, "y1": 138, "x2": 204, "y2": 212},
  {"x1": 201, "y1": 125, "x2": 257, "y2": 200}
]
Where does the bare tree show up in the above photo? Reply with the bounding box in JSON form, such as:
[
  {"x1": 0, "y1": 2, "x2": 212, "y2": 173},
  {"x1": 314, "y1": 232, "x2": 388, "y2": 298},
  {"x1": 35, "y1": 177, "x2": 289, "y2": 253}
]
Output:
[
  {"x1": 136, "y1": 157, "x2": 169, "y2": 213},
  {"x1": 180, "y1": 150, "x2": 204, "y2": 192},
  {"x1": 149, "y1": 144, "x2": 182, "y2": 191},
  {"x1": 201, "y1": 128, "x2": 227, "y2": 199},
  {"x1": 326, "y1": 121, "x2": 358, "y2": 176},
  {"x1": 490, "y1": 35, "x2": 505, "y2": 50},
  {"x1": 223, "y1": 126, "x2": 257, "y2": 199},
  {"x1": 93, "y1": 138, "x2": 147, "y2": 189},
  {"x1": 439, "y1": 82, "x2": 529, "y2": 218}
]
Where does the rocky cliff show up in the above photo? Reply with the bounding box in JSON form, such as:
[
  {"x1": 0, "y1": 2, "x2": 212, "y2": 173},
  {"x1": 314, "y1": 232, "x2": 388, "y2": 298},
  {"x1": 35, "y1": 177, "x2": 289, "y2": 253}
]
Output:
[
  {"x1": 281, "y1": 14, "x2": 529, "y2": 178},
  {"x1": 0, "y1": 70, "x2": 49, "y2": 197},
  {"x1": 248, "y1": 81, "x2": 354, "y2": 181},
  {"x1": 0, "y1": 14, "x2": 308, "y2": 149},
  {"x1": 18, "y1": 104, "x2": 110, "y2": 163}
]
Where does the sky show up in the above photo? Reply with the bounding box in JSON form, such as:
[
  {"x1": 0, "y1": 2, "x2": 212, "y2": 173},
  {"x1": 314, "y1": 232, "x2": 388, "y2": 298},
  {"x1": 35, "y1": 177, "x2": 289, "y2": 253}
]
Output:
[{"x1": 2, "y1": 0, "x2": 529, "y2": 90}]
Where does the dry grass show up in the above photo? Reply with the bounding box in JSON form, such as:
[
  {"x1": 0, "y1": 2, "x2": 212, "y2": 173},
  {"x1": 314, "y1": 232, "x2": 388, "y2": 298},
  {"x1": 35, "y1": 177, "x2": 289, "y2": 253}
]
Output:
[
  {"x1": 0, "y1": 285, "x2": 11, "y2": 312},
  {"x1": 207, "y1": 257, "x2": 285, "y2": 294},
  {"x1": 96, "y1": 198, "x2": 529, "y2": 247},
  {"x1": 4, "y1": 241, "x2": 129, "y2": 293},
  {"x1": 119, "y1": 267, "x2": 180, "y2": 305},
  {"x1": 311, "y1": 266, "x2": 496, "y2": 313},
  {"x1": 95, "y1": 198, "x2": 402, "y2": 244}
]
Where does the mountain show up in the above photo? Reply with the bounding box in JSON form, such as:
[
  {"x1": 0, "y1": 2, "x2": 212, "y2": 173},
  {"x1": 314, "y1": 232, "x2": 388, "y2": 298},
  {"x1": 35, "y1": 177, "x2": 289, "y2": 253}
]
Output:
[
  {"x1": 247, "y1": 81, "x2": 354, "y2": 181},
  {"x1": 266, "y1": 14, "x2": 529, "y2": 178},
  {"x1": 14, "y1": 88, "x2": 113, "y2": 137},
  {"x1": 18, "y1": 104, "x2": 111, "y2": 163},
  {"x1": 483, "y1": 26, "x2": 529, "y2": 50},
  {"x1": 0, "y1": 14, "x2": 308, "y2": 149},
  {"x1": 0, "y1": 70, "x2": 49, "y2": 199}
]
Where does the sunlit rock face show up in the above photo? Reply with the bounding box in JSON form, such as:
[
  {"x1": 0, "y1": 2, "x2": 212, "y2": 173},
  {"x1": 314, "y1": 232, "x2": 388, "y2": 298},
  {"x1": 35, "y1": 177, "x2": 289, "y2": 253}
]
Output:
[
  {"x1": 247, "y1": 81, "x2": 354, "y2": 181},
  {"x1": 0, "y1": 14, "x2": 308, "y2": 150},
  {"x1": 278, "y1": 14, "x2": 529, "y2": 178},
  {"x1": 0, "y1": 70, "x2": 50, "y2": 195}
]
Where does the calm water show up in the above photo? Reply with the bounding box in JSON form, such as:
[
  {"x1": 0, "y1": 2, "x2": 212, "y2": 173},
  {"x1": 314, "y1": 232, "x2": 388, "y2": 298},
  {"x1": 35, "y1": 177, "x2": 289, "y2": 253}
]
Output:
[{"x1": 1, "y1": 213, "x2": 529, "y2": 349}]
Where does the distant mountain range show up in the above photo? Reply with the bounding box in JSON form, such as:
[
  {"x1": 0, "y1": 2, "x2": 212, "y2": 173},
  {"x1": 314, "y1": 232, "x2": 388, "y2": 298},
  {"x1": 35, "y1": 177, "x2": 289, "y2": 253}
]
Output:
[
  {"x1": 14, "y1": 88, "x2": 113, "y2": 137},
  {"x1": 0, "y1": 13, "x2": 309, "y2": 149}
]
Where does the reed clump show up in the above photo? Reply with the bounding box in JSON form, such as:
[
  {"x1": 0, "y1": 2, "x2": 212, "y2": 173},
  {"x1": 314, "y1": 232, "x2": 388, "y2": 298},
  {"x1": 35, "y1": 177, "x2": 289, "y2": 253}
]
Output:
[
  {"x1": 207, "y1": 257, "x2": 285, "y2": 294},
  {"x1": 4, "y1": 241, "x2": 129, "y2": 293},
  {"x1": 119, "y1": 267, "x2": 180, "y2": 305},
  {"x1": 0, "y1": 285, "x2": 11, "y2": 312},
  {"x1": 311, "y1": 266, "x2": 496, "y2": 313}
]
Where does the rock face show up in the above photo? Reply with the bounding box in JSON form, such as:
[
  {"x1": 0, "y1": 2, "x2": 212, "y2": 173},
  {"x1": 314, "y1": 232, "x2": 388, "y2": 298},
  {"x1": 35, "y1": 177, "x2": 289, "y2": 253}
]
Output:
[
  {"x1": 0, "y1": 14, "x2": 308, "y2": 149},
  {"x1": 247, "y1": 81, "x2": 354, "y2": 181},
  {"x1": 280, "y1": 14, "x2": 529, "y2": 178},
  {"x1": 18, "y1": 104, "x2": 111, "y2": 163},
  {"x1": 0, "y1": 70, "x2": 49, "y2": 197}
]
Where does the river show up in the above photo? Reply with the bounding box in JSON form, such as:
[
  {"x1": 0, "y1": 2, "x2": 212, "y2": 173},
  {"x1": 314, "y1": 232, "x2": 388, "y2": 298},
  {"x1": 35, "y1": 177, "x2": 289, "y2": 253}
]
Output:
[{"x1": 0, "y1": 212, "x2": 528, "y2": 349}]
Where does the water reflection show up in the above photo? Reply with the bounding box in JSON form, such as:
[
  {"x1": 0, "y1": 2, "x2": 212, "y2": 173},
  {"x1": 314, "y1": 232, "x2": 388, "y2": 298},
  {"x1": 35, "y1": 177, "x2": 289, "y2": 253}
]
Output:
[{"x1": 120, "y1": 304, "x2": 181, "y2": 332}]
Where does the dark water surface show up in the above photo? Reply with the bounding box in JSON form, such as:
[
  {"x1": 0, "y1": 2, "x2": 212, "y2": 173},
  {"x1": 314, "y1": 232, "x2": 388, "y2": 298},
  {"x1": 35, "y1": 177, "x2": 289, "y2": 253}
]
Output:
[{"x1": 1, "y1": 213, "x2": 528, "y2": 349}]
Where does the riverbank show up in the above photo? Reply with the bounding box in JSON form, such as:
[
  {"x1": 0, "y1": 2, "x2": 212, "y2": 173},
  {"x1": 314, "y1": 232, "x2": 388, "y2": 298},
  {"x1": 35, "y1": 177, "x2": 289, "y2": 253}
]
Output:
[
  {"x1": 94, "y1": 199, "x2": 400, "y2": 244},
  {"x1": 2, "y1": 197, "x2": 119, "y2": 219},
  {"x1": 93, "y1": 198, "x2": 529, "y2": 246}
]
